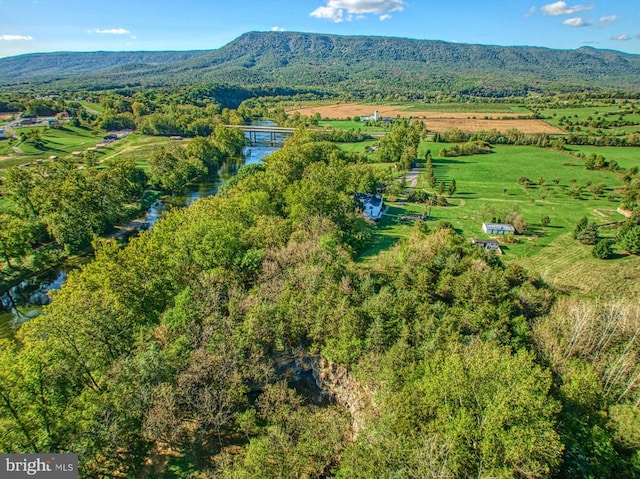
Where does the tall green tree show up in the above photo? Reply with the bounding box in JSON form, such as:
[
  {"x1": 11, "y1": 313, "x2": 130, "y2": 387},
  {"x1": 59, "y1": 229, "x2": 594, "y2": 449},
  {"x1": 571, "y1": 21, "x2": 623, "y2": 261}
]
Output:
[{"x1": 0, "y1": 214, "x2": 33, "y2": 268}]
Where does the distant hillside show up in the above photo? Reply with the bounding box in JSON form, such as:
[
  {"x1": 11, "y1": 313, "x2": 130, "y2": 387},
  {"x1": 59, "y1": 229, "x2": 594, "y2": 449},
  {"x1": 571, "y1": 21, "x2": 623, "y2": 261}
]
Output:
[{"x1": 1, "y1": 31, "x2": 640, "y2": 96}]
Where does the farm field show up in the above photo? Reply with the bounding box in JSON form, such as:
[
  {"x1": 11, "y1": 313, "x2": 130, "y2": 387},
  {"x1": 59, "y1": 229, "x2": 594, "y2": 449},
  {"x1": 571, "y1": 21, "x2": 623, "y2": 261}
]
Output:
[
  {"x1": 537, "y1": 102, "x2": 640, "y2": 136},
  {"x1": 342, "y1": 138, "x2": 640, "y2": 293},
  {"x1": 293, "y1": 102, "x2": 565, "y2": 134},
  {"x1": 565, "y1": 145, "x2": 640, "y2": 169}
]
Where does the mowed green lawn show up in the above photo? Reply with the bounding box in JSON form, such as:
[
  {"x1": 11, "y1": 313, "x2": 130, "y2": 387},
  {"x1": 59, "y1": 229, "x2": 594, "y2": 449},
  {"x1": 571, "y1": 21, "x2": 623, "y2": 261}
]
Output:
[
  {"x1": 0, "y1": 127, "x2": 172, "y2": 174},
  {"x1": 319, "y1": 120, "x2": 389, "y2": 133},
  {"x1": 565, "y1": 145, "x2": 640, "y2": 170},
  {"x1": 348, "y1": 140, "x2": 640, "y2": 294},
  {"x1": 422, "y1": 143, "x2": 625, "y2": 248},
  {"x1": 539, "y1": 102, "x2": 640, "y2": 136}
]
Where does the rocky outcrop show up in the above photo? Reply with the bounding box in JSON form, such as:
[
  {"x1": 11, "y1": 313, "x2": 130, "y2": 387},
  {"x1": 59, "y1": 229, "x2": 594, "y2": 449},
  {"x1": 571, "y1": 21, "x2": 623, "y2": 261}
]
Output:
[
  {"x1": 315, "y1": 356, "x2": 374, "y2": 437},
  {"x1": 276, "y1": 353, "x2": 375, "y2": 438}
]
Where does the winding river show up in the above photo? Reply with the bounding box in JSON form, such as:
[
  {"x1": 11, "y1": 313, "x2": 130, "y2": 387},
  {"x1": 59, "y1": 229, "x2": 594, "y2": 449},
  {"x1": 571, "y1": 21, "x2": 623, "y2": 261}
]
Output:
[{"x1": 0, "y1": 125, "x2": 283, "y2": 339}]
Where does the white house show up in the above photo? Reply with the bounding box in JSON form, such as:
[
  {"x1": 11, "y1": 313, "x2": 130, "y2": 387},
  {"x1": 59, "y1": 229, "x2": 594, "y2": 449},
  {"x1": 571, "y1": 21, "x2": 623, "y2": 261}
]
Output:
[
  {"x1": 482, "y1": 223, "x2": 515, "y2": 235},
  {"x1": 471, "y1": 238, "x2": 503, "y2": 254},
  {"x1": 355, "y1": 193, "x2": 384, "y2": 221}
]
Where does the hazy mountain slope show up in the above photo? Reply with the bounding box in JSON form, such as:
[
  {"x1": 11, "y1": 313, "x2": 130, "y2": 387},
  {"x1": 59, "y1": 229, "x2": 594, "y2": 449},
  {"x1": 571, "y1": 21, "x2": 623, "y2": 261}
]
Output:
[{"x1": 1, "y1": 31, "x2": 639, "y2": 94}]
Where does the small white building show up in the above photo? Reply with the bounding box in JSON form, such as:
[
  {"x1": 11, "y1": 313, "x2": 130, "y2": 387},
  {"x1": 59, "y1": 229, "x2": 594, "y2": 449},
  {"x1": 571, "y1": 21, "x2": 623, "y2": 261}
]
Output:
[
  {"x1": 482, "y1": 223, "x2": 515, "y2": 235},
  {"x1": 355, "y1": 193, "x2": 384, "y2": 221},
  {"x1": 471, "y1": 238, "x2": 503, "y2": 254},
  {"x1": 359, "y1": 110, "x2": 380, "y2": 122}
]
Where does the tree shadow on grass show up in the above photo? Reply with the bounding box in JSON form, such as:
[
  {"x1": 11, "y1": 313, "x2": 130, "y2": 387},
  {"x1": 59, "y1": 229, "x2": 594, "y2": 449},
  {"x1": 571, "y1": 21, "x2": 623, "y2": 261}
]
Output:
[
  {"x1": 433, "y1": 158, "x2": 475, "y2": 165},
  {"x1": 609, "y1": 252, "x2": 631, "y2": 260}
]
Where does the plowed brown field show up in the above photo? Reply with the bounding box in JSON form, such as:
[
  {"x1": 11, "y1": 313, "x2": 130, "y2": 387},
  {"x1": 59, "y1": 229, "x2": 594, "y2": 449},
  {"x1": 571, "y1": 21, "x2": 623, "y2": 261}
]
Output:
[{"x1": 289, "y1": 103, "x2": 565, "y2": 134}]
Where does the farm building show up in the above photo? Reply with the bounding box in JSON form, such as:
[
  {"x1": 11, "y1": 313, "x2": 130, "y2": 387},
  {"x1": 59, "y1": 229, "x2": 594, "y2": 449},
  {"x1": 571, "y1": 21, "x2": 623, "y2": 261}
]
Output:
[
  {"x1": 482, "y1": 223, "x2": 515, "y2": 235},
  {"x1": 355, "y1": 193, "x2": 384, "y2": 221},
  {"x1": 360, "y1": 110, "x2": 380, "y2": 122},
  {"x1": 0, "y1": 129, "x2": 6, "y2": 140},
  {"x1": 471, "y1": 238, "x2": 503, "y2": 254}
]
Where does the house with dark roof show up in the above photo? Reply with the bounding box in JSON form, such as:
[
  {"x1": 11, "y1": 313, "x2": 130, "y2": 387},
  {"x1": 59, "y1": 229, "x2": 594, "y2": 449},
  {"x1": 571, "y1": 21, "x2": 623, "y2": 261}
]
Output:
[{"x1": 355, "y1": 193, "x2": 384, "y2": 221}]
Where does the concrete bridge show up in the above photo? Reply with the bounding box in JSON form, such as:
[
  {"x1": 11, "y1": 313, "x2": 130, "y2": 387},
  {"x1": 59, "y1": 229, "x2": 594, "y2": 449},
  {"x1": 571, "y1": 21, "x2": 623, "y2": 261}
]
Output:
[{"x1": 226, "y1": 124, "x2": 296, "y2": 146}]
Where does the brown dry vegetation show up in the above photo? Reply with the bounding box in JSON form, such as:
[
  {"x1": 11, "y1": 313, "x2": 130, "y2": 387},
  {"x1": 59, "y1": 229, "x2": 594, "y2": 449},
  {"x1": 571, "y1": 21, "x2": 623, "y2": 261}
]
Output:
[{"x1": 290, "y1": 102, "x2": 565, "y2": 134}]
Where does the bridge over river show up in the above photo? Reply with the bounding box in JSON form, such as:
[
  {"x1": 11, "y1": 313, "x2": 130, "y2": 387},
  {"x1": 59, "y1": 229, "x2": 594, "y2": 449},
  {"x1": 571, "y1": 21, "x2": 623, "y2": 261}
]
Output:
[{"x1": 226, "y1": 124, "x2": 296, "y2": 146}]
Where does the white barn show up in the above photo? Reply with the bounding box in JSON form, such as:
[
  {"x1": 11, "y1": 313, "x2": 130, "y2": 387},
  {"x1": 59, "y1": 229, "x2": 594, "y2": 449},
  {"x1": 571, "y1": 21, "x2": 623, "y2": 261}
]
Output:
[{"x1": 482, "y1": 223, "x2": 515, "y2": 235}]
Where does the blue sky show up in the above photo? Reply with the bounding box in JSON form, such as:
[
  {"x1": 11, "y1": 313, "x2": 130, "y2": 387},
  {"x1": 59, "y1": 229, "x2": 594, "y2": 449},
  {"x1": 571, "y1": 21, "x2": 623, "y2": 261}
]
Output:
[{"x1": 1, "y1": 0, "x2": 639, "y2": 58}]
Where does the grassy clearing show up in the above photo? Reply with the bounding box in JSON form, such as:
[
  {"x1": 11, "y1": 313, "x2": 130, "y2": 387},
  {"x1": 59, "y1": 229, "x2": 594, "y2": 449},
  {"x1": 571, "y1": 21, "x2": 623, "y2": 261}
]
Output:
[
  {"x1": 419, "y1": 143, "x2": 625, "y2": 254},
  {"x1": 538, "y1": 103, "x2": 640, "y2": 137},
  {"x1": 98, "y1": 134, "x2": 171, "y2": 168},
  {"x1": 353, "y1": 141, "x2": 640, "y2": 292},
  {"x1": 358, "y1": 202, "x2": 425, "y2": 259},
  {"x1": 0, "y1": 128, "x2": 172, "y2": 175},
  {"x1": 518, "y1": 232, "x2": 640, "y2": 297},
  {"x1": 78, "y1": 100, "x2": 104, "y2": 114},
  {"x1": 564, "y1": 145, "x2": 640, "y2": 169},
  {"x1": 319, "y1": 120, "x2": 389, "y2": 133}
]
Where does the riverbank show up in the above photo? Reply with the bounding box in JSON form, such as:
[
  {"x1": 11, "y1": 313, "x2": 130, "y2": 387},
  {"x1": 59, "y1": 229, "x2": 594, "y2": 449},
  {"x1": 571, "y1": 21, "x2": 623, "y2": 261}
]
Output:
[{"x1": 0, "y1": 131, "x2": 282, "y2": 339}]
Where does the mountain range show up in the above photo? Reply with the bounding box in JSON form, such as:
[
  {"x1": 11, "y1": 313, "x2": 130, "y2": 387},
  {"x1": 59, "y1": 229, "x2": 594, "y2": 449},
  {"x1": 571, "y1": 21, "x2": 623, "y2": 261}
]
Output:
[{"x1": 1, "y1": 31, "x2": 640, "y2": 96}]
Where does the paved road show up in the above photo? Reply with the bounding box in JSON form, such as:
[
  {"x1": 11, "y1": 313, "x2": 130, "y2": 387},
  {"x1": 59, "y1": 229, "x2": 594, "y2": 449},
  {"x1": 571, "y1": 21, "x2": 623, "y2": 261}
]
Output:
[{"x1": 404, "y1": 166, "x2": 419, "y2": 188}]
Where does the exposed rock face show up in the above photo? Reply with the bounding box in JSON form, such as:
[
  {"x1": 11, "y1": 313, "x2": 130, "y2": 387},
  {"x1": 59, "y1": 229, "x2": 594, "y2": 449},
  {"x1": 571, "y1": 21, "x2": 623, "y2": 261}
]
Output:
[
  {"x1": 315, "y1": 356, "x2": 374, "y2": 437},
  {"x1": 277, "y1": 353, "x2": 374, "y2": 437}
]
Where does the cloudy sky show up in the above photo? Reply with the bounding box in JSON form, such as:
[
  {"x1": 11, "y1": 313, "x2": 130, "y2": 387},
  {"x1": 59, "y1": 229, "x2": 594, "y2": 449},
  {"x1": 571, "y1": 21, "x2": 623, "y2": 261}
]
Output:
[{"x1": 1, "y1": 0, "x2": 639, "y2": 57}]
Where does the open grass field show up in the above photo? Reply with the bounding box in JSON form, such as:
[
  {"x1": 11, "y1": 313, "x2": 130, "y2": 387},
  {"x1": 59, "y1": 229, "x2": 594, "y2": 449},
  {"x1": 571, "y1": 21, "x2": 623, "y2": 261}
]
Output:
[
  {"x1": 0, "y1": 126, "x2": 172, "y2": 175},
  {"x1": 294, "y1": 102, "x2": 564, "y2": 134},
  {"x1": 412, "y1": 143, "x2": 627, "y2": 254},
  {"x1": 78, "y1": 100, "x2": 105, "y2": 114},
  {"x1": 518, "y1": 232, "x2": 640, "y2": 297},
  {"x1": 0, "y1": 124, "x2": 104, "y2": 171},
  {"x1": 538, "y1": 102, "x2": 640, "y2": 137},
  {"x1": 318, "y1": 120, "x2": 388, "y2": 134},
  {"x1": 345, "y1": 138, "x2": 640, "y2": 294},
  {"x1": 565, "y1": 145, "x2": 640, "y2": 169}
]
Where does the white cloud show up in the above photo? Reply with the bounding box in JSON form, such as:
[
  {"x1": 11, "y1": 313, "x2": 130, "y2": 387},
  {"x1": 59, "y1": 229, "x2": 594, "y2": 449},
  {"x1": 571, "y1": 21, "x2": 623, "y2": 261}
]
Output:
[
  {"x1": 311, "y1": 0, "x2": 405, "y2": 23},
  {"x1": 563, "y1": 17, "x2": 590, "y2": 27},
  {"x1": 525, "y1": 7, "x2": 537, "y2": 17},
  {"x1": 271, "y1": 26, "x2": 286, "y2": 32},
  {"x1": 599, "y1": 15, "x2": 617, "y2": 28},
  {"x1": 611, "y1": 34, "x2": 632, "y2": 41},
  {"x1": 95, "y1": 28, "x2": 130, "y2": 35},
  {"x1": 0, "y1": 34, "x2": 33, "y2": 41},
  {"x1": 380, "y1": 14, "x2": 392, "y2": 21},
  {"x1": 311, "y1": 5, "x2": 345, "y2": 22},
  {"x1": 541, "y1": 1, "x2": 592, "y2": 16}
]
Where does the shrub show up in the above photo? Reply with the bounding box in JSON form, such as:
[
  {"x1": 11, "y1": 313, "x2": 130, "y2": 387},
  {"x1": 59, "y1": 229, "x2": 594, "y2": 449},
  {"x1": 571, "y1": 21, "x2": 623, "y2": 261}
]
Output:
[
  {"x1": 577, "y1": 223, "x2": 600, "y2": 245},
  {"x1": 592, "y1": 239, "x2": 613, "y2": 259}
]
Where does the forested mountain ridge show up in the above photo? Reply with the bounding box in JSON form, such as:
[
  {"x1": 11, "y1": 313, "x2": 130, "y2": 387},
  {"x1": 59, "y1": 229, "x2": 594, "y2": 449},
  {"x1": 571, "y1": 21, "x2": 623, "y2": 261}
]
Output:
[
  {"x1": 1, "y1": 31, "x2": 640, "y2": 95},
  {"x1": 0, "y1": 50, "x2": 207, "y2": 82}
]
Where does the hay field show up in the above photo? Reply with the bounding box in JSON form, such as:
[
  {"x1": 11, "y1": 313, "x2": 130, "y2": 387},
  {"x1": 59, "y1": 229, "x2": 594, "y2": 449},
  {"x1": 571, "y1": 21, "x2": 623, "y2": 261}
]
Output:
[{"x1": 290, "y1": 102, "x2": 565, "y2": 134}]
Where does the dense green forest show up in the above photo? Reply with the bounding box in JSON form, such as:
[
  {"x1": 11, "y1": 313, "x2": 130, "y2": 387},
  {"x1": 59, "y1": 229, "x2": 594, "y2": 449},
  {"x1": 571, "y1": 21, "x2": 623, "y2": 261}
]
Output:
[
  {"x1": 2, "y1": 123, "x2": 640, "y2": 477},
  {"x1": 2, "y1": 31, "x2": 640, "y2": 97}
]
